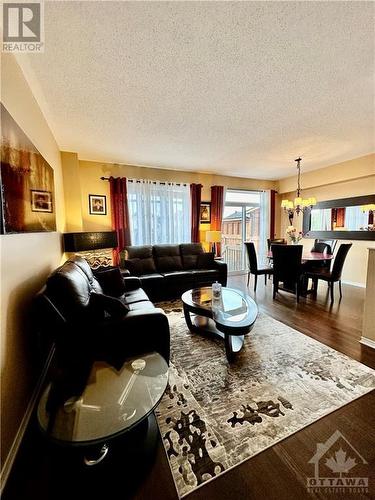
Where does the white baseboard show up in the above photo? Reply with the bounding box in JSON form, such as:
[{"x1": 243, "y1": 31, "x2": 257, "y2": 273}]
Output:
[
  {"x1": 341, "y1": 280, "x2": 366, "y2": 288},
  {"x1": 360, "y1": 337, "x2": 375, "y2": 349},
  {"x1": 0, "y1": 346, "x2": 55, "y2": 495}
]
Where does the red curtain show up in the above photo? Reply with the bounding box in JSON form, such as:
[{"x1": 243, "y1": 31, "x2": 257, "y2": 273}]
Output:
[
  {"x1": 211, "y1": 185, "x2": 225, "y2": 256},
  {"x1": 270, "y1": 189, "x2": 276, "y2": 239},
  {"x1": 190, "y1": 183, "x2": 202, "y2": 243},
  {"x1": 109, "y1": 177, "x2": 131, "y2": 266}
]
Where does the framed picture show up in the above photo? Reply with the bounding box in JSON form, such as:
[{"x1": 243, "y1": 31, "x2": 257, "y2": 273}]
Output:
[
  {"x1": 31, "y1": 190, "x2": 53, "y2": 213},
  {"x1": 1, "y1": 104, "x2": 56, "y2": 233},
  {"x1": 89, "y1": 194, "x2": 107, "y2": 215},
  {"x1": 200, "y1": 202, "x2": 211, "y2": 224}
]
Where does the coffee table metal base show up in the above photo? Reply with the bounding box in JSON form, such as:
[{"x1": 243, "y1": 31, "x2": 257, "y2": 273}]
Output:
[{"x1": 183, "y1": 306, "x2": 245, "y2": 362}]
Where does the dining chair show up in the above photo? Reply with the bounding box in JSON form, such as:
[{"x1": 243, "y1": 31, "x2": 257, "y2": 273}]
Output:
[
  {"x1": 267, "y1": 238, "x2": 287, "y2": 251},
  {"x1": 267, "y1": 238, "x2": 287, "y2": 265},
  {"x1": 305, "y1": 243, "x2": 352, "y2": 303},
  {"x1": 244, "y1": 242, "x2": 273, "y2": 292},
  {"x1": 310, "y1": 241, "x2": 332, "y2": 271},
  {"x1": 313, "y1": 239, "x2": 337, "y2": 254},
  {"x1": 272, "y1": 244, "x2": 304, "y2": 302}
]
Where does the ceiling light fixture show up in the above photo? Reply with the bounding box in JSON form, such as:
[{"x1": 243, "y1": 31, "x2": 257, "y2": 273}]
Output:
[
  {"x1": 281, "y1": 157, "x2": 317, "y2": 223},
  {"x1": 360, "y1": 204, "x2": 375, "y2": 214}
]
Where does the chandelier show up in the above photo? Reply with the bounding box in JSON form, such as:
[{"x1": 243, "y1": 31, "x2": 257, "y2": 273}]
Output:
[
  {"x1": 281, "y1": 157, "x2": 317, "y2": 221},
  {"x1": 360, "y1": 204, "x2": 375, "y2": 214}
]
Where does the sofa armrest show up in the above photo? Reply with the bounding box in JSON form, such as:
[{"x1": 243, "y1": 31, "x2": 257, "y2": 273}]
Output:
[
  {"x1": 114, "y1": 307, "x2": 170, "y2": 363},
  {"x1": 123, "y1": 276, "x2": 142, "y2": 291},
  {"x1": 212, "y1": 259, "x2": 228, "y2": 286},
  {"x1": 120, "y1": 268, "x2": 131, "y2": 277}
]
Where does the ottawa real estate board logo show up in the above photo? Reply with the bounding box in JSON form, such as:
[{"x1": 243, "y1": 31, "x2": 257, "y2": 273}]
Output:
[
  {"x1": 2, "y1": 2, "x2": 44, "y2": 52},
  {"x1": 307, "y1": 430, "x2": 369, "y2": 494}
]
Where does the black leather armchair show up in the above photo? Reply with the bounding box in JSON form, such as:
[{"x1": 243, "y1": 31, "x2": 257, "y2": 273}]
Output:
[{"x1": 34, "y1": 256, "x2": 170, "y2": 401}]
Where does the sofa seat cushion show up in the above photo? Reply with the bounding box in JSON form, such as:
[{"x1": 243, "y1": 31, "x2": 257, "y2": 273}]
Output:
[
  {"x1": 153, "y1": 245, "x2": 183, "y2": 272},
  {"x1": 127, "y1": 300, "x2": 155, "y2": 311},
  {"x1": 161, "y1": 271, "x2": 194, "y2": 279},
  {"x1": 191, "y1": 269, "x2": 219, "y2": 280},
  {"x1": 140, "y1": 274, "x2": 165, "y2": 291},
  {"x1": 163, "y1": 271, "x2": 194, "y2": 289},
  {"x1": 90, "y1": 292, "x2": 129, "y2": 318},
  {"x1": 122, "y1": 288, "x2": 150, "y2": 304},
  {"x1": 180, "y1": 243, "x2": 204, "y2": 270},
  {"x1": 139, "y1": 273, "x2": 165, "y2": 281}
]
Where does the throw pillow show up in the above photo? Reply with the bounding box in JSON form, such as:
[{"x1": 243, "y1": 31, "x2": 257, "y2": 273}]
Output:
[
  {"x1": 94, "y1": 267, "x2": 126, "y2": 297},
  {"x1": 197, "y1": 252, "x2": 215, "y2": 269},
  {"x1": 90, "y1": 292, "x2": 129, "y2": 318}
]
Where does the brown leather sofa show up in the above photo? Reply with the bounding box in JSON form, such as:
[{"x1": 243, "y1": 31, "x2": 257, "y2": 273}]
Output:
[
  {"x1": 34, "y1": 255, "x2": 170, "y2": 401},
  {"x1": 121, "y1": 243, "x2": 227, "y2": 301}
]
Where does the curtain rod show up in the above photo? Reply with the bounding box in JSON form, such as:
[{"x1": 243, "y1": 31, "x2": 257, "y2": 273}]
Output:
[{"x1": 100, "y1": 176, "x2": 189, "y2": 187}]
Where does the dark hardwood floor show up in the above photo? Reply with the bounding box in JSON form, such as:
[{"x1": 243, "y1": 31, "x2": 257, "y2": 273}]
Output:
[{"x1": 3, "y1": 275, "x2": 375, "y2": 500}]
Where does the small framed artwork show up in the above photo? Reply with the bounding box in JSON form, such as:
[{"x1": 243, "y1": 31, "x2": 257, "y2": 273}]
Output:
[
  {"x1": 31, "y1": 190, "x2": 53, "y2": 213},
  {"x1": 89, "y1": 194, "x2": 107, "y2": 215},
  {"x1": 200, "y1": 202, "x2": 211, "y2": 224}
]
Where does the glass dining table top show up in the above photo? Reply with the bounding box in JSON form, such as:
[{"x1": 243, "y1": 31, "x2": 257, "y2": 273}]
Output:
[{"x1": 37, "y1": 352, "x2": 168, "y2": 445}]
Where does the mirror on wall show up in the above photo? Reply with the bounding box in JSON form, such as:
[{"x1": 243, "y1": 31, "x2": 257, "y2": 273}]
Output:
[{"x1": 303, "y1": 195, "x2": 375, "y2": 240}]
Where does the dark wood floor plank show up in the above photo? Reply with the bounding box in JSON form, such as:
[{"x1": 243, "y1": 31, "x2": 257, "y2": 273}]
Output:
[{"x1": 3, "y1": 276, "x2": 375, "y2": 500}]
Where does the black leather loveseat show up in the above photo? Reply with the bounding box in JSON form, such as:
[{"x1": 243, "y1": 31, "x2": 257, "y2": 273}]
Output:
[
  {"x1": 34, "y1": 255, "x2": 170, "y2": 400},
  {"x1": 121, "y1": 243, "x2": 227, "y2": 301}
]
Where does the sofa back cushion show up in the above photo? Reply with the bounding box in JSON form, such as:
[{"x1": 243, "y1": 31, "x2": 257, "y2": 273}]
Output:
[
  {"x1": 153, "y1": 245, "x2": 183, "y2": 272},
  {"x1": 197, "y1": 252, "x2": 215, "y2": 269},
  {"x1": 124, "y1": 245, "x2": 156, "y2": 275},
  {"x1": 46, "y1": 256, "x2": 103, "y2": 320},
  {"x1": 180, "y1": 243, "x2": 204, "y2": 269}
]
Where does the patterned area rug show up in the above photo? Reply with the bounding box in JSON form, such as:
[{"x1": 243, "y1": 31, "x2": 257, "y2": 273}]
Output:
[{"x1": 154, "y1": 301, "x2": 375, "y2": 498}]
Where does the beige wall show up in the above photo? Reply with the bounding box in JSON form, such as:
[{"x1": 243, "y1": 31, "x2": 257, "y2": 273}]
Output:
[
  {"x1": 0, "y1": 54, "x2": 65, "y2": 473},
  {"x1": 278, "y1": 153, "x2": 375, "y2": 194},
  {"x1": 277, "y1": 155, "x2": 375, "y2": 285},
  {"x1": 61, "y1": 157, "x2": 277, "y2": 247}
]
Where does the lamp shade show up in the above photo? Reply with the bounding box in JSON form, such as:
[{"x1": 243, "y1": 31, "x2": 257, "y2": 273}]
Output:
[
  {"x1": 63, "y1": 231, "x2": 118, "y2": 252},
  {"x1": 206, "y1": 230, "x2": 222, "y2": 243}
]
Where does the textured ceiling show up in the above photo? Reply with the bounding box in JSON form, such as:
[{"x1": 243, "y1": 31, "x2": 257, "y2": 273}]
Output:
[{"x1": 17, "y1": 1, "x2": 375, "y2": 179}]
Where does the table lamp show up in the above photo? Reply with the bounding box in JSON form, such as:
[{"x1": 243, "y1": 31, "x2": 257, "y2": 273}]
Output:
[{"x1": 206, "y1": 230, "x2": 222, "y2": 257}]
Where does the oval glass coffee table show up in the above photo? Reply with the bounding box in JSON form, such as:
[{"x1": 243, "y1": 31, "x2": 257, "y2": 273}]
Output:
[
  {"x1": 37, "y1": 352, "x2": 168, "y2": 465},
  {"x1": 182, "y1": 287, "x2": 258, "y2": 362}
]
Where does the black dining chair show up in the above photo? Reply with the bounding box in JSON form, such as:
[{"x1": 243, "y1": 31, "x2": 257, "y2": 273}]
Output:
[
  {"x1": 309, "y1": 241, "x2": 333, "y2": 271},
  {"x1": 244, "y1": 242, "x2": 273, "y2": 292},
  {"x1": 267, "y1": 238, "x2": 287, "y2": 265},
  {"x1": 305, "y1": 243, "x2": 352, "y2": 303},
  {"x1": 312, "y1": 239, "x2": 337, "y2": 254},
  {"x1": 272, "y1": 244, "x2": 304, "y2": 302},
  {"x1": 267, "y1": 238, "x2": 287, "y2": 251}
]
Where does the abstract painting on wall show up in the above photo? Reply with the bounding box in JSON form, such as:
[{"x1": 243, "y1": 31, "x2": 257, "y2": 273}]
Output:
[{"x1": 0, "y1": 104, "x2": 56, "y2": 234}]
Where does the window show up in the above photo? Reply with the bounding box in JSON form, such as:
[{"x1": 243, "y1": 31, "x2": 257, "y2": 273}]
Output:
[
  {"x1": 127, "y1": 180, "x2": 191, "y2": 245},
  {"x1": 222, "y1": 189, "x2": 269, "y2": 273}
]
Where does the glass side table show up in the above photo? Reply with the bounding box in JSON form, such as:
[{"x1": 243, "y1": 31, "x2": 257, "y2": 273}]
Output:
[{"x1": 37, "y1": 352, "x2": 168, "y2": 466}]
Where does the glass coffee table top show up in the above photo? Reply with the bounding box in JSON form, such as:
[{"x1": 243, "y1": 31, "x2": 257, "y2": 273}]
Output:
[
  {"x1": 183, "y1": 287, "x2": 257, "y2": 330},
  {"x1": 38, "y1": 352, "x2": 168, "y2": 446},
  {"x1": 182, "y1": 287, "x2": 258, "y2": 361}
]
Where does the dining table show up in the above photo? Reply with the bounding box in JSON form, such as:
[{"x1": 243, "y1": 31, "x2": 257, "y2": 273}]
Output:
[
  {"x1": 266, "y1": 250, "x2": 334, "y2": 263},
  {"x1": 266, "y1": 250, "x2": 334, "y2": 296}
]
